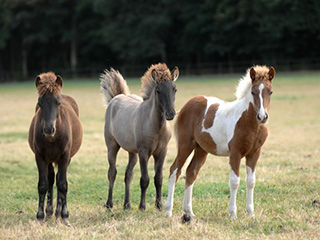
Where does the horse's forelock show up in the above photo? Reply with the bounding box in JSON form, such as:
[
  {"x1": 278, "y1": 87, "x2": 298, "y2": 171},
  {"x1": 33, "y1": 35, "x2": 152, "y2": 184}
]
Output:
[
  {"x1": 36, "y1": 72, "x2": 62, "y2": 97},
  {"x1": 141, "y1": 63, "x2": 172, "y2": 99}
]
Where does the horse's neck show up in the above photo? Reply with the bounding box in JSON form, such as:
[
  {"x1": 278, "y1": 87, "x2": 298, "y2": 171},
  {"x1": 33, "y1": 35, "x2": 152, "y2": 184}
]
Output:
[{"x1": 142, "y1": 90, "x2": 166, "y2": 130}]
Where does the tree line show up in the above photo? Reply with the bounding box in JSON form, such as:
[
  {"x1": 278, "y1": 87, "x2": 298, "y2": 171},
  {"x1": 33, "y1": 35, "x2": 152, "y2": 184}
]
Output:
[{"x1": 0, "y1": 0, "x2": 320, "y2": 81}]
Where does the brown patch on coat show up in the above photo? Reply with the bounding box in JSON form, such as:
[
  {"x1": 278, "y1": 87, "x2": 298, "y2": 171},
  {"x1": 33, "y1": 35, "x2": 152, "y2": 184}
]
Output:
[
  {"x1": 203, "y1": 103, "x2": 219, "y2": 129},
  {"x1": 228, "y1": 103, "x2": 268, "y2": 175},
  {"x1": 169, "y1": 96, "x2": 218, "y2": 179},
  {"x1": 36, "y1": 72, "x2": 62, "y2": 97}
]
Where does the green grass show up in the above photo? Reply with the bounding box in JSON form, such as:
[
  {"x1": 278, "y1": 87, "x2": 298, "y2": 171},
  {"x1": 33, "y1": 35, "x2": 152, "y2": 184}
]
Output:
[{"x1": 0, "y1": 72, "x2": 320, "y2": 239}]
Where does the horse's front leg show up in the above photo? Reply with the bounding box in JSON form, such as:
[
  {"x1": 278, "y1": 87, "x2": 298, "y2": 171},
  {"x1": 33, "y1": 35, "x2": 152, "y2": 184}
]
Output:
[
  {"x1": 56, "y1": 153, "x2": 70, "y2": 226},
  {"x1": 153, "y1": 149, "x2": 166, "y2": 210},
  {"x1": 229, "y1": 152, "x2": 241, "y2": 220},
  {"x1": 124, "y1": 152, "x2": 138, "y2": 210},
  {"x1": 138, "y1": 149, "x2": 151, "y2": 211},
  {"x1": 35, "y1": 154, "x2": 48, "y2": 221},
  {"x1": 46, "y1": 163, "x2": 55, "y2": 219},
  {"x1": 245, "y1": 148, "x2": 261, "y2": 217}
]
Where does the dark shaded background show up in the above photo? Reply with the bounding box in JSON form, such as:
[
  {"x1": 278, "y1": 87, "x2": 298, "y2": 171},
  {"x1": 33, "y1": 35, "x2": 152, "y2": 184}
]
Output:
[{"x1": 0, "y1": 0, "x2": 320, "y2": 81}]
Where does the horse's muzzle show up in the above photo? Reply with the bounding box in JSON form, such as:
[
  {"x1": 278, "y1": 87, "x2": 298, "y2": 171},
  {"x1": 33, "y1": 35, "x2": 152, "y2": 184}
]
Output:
[
  {"x1": 257, "y1": 112, "x2": 268, "y2": 124},
  {"x1": 43, "y1": 126, "x2": 56, "y2": 137},
  {"x1": 165, "y1": 110, "x2": 176, "y2": 121}
]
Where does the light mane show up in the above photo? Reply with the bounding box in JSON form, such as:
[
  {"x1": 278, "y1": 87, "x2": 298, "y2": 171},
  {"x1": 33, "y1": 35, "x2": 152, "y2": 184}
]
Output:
[
  {"x1": 36, "y1": 72, "x2": 61, "y2": 97},
  {"x1": 141, "y1": 63, "x2": 171, "y2": 99},
  {"x1": 235, "y1": 65, "x2": 270, "y2": 99}
]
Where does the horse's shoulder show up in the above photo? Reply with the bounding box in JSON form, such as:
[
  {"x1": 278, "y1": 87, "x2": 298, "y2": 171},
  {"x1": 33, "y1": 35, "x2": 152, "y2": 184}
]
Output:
[{"x1": 61, "y1": 94, "x2": 80, "y2": 116}]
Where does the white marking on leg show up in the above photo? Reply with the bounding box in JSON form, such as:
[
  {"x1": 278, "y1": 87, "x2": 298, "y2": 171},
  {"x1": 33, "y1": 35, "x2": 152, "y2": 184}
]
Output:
[
  {"x1": 165, "y1": 168, "x2": 177, "y2": 217},
  {"x1": 229, "y1": 169, "x2": 240, "y2": 219},
  {"x1": 183, "y1": 183, "x2": 195, "y2": 216},
  {"x1": 258, "y1": 83, "x2": 265, "y2": 121},
  {"x1": 246, "y1": 166, "x2": 256, "y2": 217}
]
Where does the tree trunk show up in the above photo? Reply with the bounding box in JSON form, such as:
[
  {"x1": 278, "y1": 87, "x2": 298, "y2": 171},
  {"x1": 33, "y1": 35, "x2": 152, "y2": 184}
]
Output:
[
  {"x1": 22, "y1": 43, "x2": 28, "y2": 79},
  {"x1": 70, "y1": 14, "x2": 77, "y2": 78}
]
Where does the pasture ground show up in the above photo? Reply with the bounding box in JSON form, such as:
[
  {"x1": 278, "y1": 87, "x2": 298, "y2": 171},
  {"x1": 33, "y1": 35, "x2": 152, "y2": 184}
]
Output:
[{"x1": 0, "y1": 72, "x2": 319, "y2": 239}]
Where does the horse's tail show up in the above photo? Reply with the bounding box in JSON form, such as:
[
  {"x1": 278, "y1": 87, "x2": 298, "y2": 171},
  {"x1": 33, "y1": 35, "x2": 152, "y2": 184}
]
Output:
[{"x1": 100, "y1": 68, "x2": 130, "y2": 105}]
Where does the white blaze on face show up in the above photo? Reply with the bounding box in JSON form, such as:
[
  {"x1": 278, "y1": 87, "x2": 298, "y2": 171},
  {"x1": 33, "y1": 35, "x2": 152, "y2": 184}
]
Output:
[{"x1": 257, "y1": 83, "x2": 266, "y2": 121}]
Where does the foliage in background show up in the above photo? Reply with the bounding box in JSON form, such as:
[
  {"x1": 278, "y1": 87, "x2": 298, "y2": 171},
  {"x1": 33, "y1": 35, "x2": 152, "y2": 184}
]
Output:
[{"x1": 0, "y1": 0, "x2": 320, "y2": 81}]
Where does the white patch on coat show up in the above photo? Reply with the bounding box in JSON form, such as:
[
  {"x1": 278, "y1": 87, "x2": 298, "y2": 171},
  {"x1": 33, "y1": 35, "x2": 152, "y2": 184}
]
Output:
[
  {"x1": 165, "y1": 168, "x2": 177, "y2": 216},
  {"x1": 183, "y1": 183, "x2": 195, "y2": 216},
  {"x1": 257, "y1": 83, "x2": 265, "y2": 120},
  {"x1": 246, "y1": 166, "x2": 256, "y2": 216},
  {"x1": 201, "y1": 94, "x2": 253, "y2": 156},
  {"x1": 229, "y1": 169, "x2": 240, "y2": 219}
]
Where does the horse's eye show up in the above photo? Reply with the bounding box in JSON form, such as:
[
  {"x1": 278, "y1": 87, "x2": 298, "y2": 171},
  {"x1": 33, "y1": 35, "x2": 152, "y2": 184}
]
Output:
[{"x1": 251, "y1": 91, "x2": 254, "y2": 95}]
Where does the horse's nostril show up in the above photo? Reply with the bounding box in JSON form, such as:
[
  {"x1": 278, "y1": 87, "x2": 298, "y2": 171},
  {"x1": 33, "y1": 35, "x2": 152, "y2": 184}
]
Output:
[
  {"x1": 257, "y1": 115, "x2": 261, "y2": 121},
  {"x1": 265, "y1": 113, "x2": 269, "y2": 119}
]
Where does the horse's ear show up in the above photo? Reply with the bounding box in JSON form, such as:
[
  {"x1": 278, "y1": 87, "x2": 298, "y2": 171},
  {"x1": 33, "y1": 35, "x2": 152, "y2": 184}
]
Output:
[
  {"x1": 171, "y1": 66, "x2": 179, "y2": 82},
  {"x1": 35, "y1": 76, "x2": 41, "y2": 87},
  {"x1": 268, "y1": 67, "x2": 275, "y2": 81},
  {"x1": 250, "y1": 67, "x2": 256, "y2": 82},
  {"x1": 56, "y1": 75, "x2": 63, "y2": 87},
  {"x1": 151, "y1": 69, "x2": 158, "y2": 83}
]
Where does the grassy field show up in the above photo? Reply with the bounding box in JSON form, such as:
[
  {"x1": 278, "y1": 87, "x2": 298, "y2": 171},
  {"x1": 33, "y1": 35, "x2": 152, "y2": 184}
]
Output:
[{"x1": 0, "y1": 71, "x2": 319, "y2": 239}]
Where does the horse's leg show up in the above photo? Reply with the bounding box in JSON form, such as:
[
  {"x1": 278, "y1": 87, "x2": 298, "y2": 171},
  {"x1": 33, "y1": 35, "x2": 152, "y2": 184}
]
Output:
[
  {"x1": 183, "y1": 145, "x2": 208, "y2": 216},
  {"x1": 55, "y1": 153, "x2": 70, "y2": 226},
  {"x1": 35, "y1": 155, "x2": 48, "y2": 221},
  {"x1": 153, "y1": 149, "x2": 166, "y2": 210},
  {"x1": 124, "y1": 152, "x2": 138, "y2": 210},
  {"x1": 106, "y1": 142, "x2": 120, "y2": 209},
  {"x1": 245, "y1": 148, "x2": 261, "y2": 217},
  {"x1": 229, "y1": 151, "x2": 241, "y2": 219},
  {"x1": 165, "y1": 138, "x2": 195, "y2": 216},
  {"x1": 46, "y1": 163, "x2": 55, "y2": 219},
  {"x1": 138, "y1": 149, "x2": 151, "y2": 211}
]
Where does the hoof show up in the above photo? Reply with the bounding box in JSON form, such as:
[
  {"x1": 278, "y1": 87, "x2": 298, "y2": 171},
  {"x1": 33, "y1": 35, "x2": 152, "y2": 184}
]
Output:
[
  {"x1": 105, "y1": 201, "x2": 113, "y2": 209},
  {"x1": 123, "y1": 203, "x2": 131, "y2": 210},
  {"x1": 62, "y1": 218, "x2": 71, "y2": 227},
  {"x1": 181, "y1": 214, "x2": 191, "y2": 224},
  {"x1": 139, "y1": 204, "x2": 146, "y2": 211},
  {"x1": 155, "y1": 201, "x2": 162, "y2": 211},
  {"x1": 36, "y1": 211, "x2": 45, "y2": 221}
]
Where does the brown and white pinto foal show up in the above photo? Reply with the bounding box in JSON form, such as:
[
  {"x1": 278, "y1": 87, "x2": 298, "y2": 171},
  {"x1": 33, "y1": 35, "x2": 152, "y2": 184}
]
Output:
[{"x1": 165, "y1": 66, "x2": 275, "y2": 219}]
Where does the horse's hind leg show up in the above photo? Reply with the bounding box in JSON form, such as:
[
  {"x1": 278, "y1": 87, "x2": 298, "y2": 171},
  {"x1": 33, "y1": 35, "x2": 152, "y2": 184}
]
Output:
[
  {"x1": 183, "y1": 145, "x2": 208, "y2": 216},
  {"x1": 35, "y1": 155, "x2": 48, "y2": 221},
  {"x1": 46, "y1": 163, "x2": 55, "y2": 219},
  {"x1": 138, "y1": 149, "x2": 151, "y2": 211},
  {"x1": 165, "y1": 138, "x2": 194, "y2": 216},
  {"x1": 153, "y1": 149, "x2": 167, "y2": 210},
  {"x1": 124, "y1": 152, "x2": 138, "y2": 210},
  {"x1": 106, "y1": 141, "x2": 120, "y2": 209}
]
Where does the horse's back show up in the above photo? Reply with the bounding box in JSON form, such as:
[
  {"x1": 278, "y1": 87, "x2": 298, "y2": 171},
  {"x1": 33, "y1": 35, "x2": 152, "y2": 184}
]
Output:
[{"x1": 105, "y1": 94, "x2": 142, "y2": 152}]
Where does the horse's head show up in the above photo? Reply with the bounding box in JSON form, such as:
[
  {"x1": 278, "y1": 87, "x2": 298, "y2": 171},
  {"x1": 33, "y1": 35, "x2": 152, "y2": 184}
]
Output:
[
  {"x1": 249, "y1": 66, "x2": 275, "y2": 124},
  {"x1": 35, "y1": 73, "x2": 63, "y2": 139},
  {"x1": 151, "y1": 66, "x2": 179, "y2": 120}
]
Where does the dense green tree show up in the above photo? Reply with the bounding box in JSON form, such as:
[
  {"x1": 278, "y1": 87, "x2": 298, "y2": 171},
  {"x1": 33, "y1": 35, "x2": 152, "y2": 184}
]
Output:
[{"x1": 0, "y1": 0, "x2": 319, "y2": 81}]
